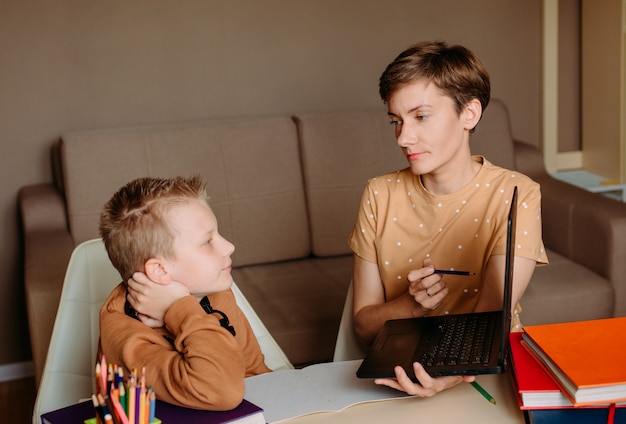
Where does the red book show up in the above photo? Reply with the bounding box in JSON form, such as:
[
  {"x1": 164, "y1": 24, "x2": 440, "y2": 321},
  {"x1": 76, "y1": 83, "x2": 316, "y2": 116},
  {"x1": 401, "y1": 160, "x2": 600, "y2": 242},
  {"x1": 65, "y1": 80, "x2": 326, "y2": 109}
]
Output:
[
  {"x1": 508, "y1": 332, "x2": 574, "y2": 409},
  {"x1": 522, "y1": 317, "x2": 626, "y2": 406}
]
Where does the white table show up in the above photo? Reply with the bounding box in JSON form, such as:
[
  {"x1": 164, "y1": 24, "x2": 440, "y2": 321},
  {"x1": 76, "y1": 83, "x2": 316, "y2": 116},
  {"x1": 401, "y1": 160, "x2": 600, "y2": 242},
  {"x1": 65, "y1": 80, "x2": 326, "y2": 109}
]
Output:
[{"x1": 245, "y1": 360, "x2": 526, "y2": 424}]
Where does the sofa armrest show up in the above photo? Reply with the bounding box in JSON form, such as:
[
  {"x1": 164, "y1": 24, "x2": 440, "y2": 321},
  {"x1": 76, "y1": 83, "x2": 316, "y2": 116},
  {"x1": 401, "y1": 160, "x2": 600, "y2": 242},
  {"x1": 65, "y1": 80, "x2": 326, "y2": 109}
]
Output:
[
  {"x1": 541, "y1": 177, "x2": 626, "y2": 317},
  {"x1": 18, "y1": 183, "x2": 75, "y2": 387},
  {"x1": 513, "y1": 141, "x2": 626, "y2": 317}
]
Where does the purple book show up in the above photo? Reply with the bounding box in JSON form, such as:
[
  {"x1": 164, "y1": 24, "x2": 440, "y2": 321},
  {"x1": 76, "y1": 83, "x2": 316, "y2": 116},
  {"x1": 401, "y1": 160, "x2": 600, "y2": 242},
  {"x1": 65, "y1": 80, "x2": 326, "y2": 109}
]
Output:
[{"x1": 41, "y1": 398, "x2": 266, "y2": 424}]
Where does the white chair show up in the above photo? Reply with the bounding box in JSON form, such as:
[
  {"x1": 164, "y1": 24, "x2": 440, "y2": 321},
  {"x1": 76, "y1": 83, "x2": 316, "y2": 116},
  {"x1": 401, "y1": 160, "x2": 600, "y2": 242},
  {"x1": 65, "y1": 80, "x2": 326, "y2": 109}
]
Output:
[
  {"x1": 231, "y1": 282, "x2": 293, "y2": 372},
  {"x1": 33, "y1": 238, "x2": 292, "y2": 423},
  {"x1": 332, "y1": 279, "x2": 367, "y2": 362}
]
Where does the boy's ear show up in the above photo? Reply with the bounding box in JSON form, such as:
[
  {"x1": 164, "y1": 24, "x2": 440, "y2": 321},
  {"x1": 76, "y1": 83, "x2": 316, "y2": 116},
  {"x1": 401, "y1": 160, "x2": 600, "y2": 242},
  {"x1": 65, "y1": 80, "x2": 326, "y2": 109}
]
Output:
[
  {"x1": 463, "y1": 98, "x2": 483, "y2": 131},
  {"x1": 144, "y1": 258, "x2": 172, "y2": 285}
]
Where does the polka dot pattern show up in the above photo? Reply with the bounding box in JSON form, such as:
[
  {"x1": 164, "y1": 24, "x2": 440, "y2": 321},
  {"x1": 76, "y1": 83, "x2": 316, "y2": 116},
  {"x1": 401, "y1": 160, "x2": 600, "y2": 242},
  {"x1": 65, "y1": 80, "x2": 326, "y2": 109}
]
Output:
[{"x1": 349, "y1": 157, "x2": 548, "y2": 319}]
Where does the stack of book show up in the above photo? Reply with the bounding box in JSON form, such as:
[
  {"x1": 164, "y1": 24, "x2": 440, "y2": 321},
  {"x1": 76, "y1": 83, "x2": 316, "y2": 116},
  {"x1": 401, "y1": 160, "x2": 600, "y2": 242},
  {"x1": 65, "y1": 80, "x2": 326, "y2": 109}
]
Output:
[{"x1": 509, "y1": 317, "x2": 626, "y2": 423}]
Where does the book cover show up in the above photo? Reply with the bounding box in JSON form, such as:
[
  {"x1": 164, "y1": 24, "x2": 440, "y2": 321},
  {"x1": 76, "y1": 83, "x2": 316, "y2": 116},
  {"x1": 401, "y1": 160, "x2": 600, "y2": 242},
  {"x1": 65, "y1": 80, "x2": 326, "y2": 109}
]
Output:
[
  {"x1": 41, "y1": 398, "x2": 265, "y2": 424},
  {"x1": 522, "y1": 317, "x2": 626, "y2": 406},
  {"x1": 529, "y1": 407, "x2": 626, "y2": 424},
  {"x1": 508, "y1": 332, "x2": 573, "y2": 409},
  {"x1": 41, "y1": 400, "x2": 93, "y2": 424},
  {"x1": 510, "y1": 332, "x2": 626, "y2": 410},
  {"x1": 155, "y1": 399, "x2": 264, "y2": 424}
]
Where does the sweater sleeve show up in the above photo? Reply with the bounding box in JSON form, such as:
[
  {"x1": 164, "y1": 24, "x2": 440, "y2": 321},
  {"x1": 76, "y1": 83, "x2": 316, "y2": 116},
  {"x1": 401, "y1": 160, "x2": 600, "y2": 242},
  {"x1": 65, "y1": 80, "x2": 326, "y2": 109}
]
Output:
[{"x1": 99, "y1": 284, "x2": 269, "y2": 411}]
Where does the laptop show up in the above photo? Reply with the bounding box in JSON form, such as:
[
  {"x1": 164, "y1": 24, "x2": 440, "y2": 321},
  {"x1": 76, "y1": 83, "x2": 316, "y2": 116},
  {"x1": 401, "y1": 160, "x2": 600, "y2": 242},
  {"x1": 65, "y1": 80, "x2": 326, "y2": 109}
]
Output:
[{"x1": 356, "y1": 186, "x2": 518, "y2": 381}]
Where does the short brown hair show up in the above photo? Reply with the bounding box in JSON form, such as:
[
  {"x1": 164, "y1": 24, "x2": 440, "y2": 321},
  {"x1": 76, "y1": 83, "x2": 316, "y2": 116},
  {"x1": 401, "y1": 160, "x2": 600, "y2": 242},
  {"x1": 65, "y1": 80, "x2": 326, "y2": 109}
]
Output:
[
  {"x1": 379, "y1": 41, "x2": 491, "y2": 115},
  {"x1": 99, "y1": 175, "x2": 207, "y2": 280}
]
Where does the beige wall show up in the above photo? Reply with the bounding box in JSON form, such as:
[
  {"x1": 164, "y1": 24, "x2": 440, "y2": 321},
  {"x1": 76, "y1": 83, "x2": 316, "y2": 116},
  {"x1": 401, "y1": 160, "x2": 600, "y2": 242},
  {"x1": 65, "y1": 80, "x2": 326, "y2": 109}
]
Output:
[
  {"x1": 559, "y1": 0, "x2": 582, "y2": 152},
  {"x1": 0, "y1": 0, "x2": 545, "y2": 365}
]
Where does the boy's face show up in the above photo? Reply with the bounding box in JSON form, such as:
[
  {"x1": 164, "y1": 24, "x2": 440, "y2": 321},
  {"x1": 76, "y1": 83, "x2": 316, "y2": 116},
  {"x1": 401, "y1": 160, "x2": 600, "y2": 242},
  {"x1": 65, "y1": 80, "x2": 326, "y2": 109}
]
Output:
[
  {"x1": 387, "y1": 79, "x2": 475, "y2": 178},
  {"x1": 163, "y1": 199, "x2": 235, "y2": 299}
]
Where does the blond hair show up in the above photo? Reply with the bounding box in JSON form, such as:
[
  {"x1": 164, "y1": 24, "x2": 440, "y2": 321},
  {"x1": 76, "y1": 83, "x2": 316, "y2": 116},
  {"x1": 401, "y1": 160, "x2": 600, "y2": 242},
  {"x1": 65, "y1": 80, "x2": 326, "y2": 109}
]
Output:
[{"x1": 99, "y1": 175, "x2": 207, "y2": 279}]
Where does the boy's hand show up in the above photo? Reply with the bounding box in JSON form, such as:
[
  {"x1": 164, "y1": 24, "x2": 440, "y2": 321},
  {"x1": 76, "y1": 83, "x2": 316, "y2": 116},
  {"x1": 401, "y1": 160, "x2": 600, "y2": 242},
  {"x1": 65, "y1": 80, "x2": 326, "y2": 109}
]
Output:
[
  {"x1": 134, "y1": 312, "x2": 164, "y2": 328},
  {"x1": 127, "y1": 272, "x2": 190, "y2": 328}
]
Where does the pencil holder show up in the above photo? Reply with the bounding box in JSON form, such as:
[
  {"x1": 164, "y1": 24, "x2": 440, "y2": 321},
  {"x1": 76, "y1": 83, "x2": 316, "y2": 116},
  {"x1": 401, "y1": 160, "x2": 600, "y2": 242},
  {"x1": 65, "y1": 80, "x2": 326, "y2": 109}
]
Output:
[{"x1": 84, "y1": 418, "x2": 161, "y2": 424}]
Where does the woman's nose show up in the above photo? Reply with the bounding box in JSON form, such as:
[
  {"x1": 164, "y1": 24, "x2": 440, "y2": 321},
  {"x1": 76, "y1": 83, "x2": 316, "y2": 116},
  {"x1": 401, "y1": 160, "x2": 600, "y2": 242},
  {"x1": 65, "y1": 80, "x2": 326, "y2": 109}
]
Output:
[{"x1": 396, "y1": 123, "x2": 416, "y2": 147}]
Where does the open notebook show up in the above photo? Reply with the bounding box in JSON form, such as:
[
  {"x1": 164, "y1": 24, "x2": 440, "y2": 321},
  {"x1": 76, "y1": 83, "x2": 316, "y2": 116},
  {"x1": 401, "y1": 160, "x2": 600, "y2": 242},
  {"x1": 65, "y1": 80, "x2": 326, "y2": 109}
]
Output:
[{"x1": 357, "y1": 186, "x2": 518, "y2": 381}]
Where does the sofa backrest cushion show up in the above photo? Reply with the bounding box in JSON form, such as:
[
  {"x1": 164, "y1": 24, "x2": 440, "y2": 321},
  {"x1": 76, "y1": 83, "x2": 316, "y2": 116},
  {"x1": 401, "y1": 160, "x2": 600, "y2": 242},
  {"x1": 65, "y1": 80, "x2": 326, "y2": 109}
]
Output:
[
  {"x1": 61, "y1": 116, "x2": 310, "y2": 267},
  {"x1": 296, "y1": 99, "x2": 515, "y2": 258},
  {"x1": 296, "y1": 109, "x2": 406, "y2": 257},
  {"x1": 471, "y1": 98, "x2": 516, "y2": 170}
]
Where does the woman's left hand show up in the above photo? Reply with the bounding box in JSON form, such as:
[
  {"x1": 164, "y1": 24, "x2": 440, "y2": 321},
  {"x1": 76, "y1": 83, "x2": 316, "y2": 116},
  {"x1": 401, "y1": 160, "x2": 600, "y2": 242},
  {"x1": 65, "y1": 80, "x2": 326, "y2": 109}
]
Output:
[{"x1": 374, "y1": 361, "x2": 475, "y2": 396}]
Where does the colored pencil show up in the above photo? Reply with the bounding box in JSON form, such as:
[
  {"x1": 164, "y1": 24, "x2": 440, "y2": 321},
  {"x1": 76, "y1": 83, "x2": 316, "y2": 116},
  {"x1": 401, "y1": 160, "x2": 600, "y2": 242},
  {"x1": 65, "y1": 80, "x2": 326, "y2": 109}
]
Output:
[{"x1": 471, "y1": 381, "x2": 496, "y2": 404}]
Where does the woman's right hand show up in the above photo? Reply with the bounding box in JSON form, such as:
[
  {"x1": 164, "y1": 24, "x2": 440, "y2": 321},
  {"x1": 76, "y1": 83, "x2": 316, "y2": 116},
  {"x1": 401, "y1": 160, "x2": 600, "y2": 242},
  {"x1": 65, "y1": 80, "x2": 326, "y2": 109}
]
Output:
[{"x1": 407, "y1": 259, "x2": 449, "y2": 311}]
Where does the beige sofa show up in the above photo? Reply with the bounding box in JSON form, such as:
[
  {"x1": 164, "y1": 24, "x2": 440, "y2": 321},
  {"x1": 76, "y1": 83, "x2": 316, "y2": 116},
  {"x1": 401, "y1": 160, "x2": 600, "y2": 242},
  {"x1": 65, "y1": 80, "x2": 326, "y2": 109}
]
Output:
[{"x1": 19, "y1": 99, "x2": 626, "y2": 387}]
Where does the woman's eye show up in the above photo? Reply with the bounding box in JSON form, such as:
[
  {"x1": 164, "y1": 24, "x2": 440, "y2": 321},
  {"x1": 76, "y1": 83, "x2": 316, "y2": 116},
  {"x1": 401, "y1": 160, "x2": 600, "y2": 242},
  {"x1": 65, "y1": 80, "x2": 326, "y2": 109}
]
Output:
[
  {"x1": 417, "y1": 115, "x2": 427, "y2": 121},
  {"x1": 389, "y1": 120, "x2": 402, "y2": 127}
]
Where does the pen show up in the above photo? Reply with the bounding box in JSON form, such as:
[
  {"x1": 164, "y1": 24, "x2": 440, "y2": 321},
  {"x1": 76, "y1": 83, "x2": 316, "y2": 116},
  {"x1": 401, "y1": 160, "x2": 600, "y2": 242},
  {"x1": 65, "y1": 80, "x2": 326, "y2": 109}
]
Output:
[
  {"x1": 434, "y1": 269, "x2": 475, "y2": 276},
  {"x1": 470, "y1": 381, "x2": 496, "y2": 405}
]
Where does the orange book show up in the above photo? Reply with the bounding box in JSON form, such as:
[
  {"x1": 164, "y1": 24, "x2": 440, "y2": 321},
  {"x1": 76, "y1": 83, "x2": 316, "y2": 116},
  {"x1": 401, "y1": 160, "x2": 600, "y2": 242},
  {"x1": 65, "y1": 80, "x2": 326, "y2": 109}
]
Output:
[{"x1": 522, "y1": 317, "x2": 626, "y2": 406}]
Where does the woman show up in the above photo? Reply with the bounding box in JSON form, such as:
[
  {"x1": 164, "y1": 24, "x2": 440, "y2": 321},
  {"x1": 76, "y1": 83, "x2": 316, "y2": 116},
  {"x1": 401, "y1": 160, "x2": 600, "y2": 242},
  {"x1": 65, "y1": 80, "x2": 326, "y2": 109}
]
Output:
[{"x1": 349, "y1": 41, "x2": 548, "y2": 396}]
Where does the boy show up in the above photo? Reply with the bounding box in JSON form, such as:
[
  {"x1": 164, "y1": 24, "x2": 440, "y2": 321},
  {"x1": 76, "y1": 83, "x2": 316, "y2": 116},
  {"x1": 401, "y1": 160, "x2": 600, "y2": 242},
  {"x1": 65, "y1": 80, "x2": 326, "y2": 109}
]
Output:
[
  {"x1": 350, "y1": 41, "x2": 548, "y2": 396},
  {"x1": 98, "y1": 175, "x2": 271, "y2": 410}
]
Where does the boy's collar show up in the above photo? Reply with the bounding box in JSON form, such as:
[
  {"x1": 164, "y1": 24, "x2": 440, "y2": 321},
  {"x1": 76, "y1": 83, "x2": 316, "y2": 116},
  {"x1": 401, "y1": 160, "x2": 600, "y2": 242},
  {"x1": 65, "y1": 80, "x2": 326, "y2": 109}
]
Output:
[{"x1": 124, "y1": 294, "x2": 236, "y2": 337}]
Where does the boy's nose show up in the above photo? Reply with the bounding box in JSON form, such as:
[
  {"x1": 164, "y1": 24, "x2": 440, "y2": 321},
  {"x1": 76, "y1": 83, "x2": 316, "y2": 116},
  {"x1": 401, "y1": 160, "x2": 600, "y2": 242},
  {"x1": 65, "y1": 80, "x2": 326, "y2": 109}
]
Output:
[{"x1": 224, "y1": 239, "x2": 235, "y2": 257}]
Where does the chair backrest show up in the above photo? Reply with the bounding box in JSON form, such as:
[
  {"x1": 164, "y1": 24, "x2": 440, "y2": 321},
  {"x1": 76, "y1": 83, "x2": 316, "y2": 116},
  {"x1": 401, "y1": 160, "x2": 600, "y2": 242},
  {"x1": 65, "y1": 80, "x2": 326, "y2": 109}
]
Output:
[
  {"x1": 332, "y1": 280, "x2": 367, "y2": 362},
  {"x1": 33, "y1": 238, "x2": 292, "y2": 423}
]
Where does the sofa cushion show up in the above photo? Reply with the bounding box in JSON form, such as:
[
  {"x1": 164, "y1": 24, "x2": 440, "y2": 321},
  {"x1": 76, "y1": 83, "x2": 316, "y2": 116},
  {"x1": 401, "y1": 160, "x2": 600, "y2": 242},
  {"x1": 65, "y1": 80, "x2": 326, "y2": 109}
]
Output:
[
  {"x1": 520, "y1": 249, "x2": 614, "y2": 325},
  {"x1": 61, "y1": 116, "x2": 310, "y2": 267},
  {"x1": 296, "y1": 109, "x2": 406, "y2": 257},
  {"x1": 232, "y1": 254, "x2": 353, "y2": 366}
]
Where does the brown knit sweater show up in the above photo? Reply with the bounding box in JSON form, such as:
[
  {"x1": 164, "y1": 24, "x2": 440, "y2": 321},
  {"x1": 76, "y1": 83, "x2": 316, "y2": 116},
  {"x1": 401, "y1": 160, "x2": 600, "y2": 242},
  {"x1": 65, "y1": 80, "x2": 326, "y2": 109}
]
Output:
[{"x1": 99, "y1": 283, "x2": 271, "y2": 410}]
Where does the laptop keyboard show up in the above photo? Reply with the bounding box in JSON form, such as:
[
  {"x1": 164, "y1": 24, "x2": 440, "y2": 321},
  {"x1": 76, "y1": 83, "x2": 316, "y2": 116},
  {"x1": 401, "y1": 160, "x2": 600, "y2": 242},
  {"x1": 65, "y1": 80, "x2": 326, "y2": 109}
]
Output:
[{"x1": 414, "y1": 314, "x2": 497, "y2": 367}]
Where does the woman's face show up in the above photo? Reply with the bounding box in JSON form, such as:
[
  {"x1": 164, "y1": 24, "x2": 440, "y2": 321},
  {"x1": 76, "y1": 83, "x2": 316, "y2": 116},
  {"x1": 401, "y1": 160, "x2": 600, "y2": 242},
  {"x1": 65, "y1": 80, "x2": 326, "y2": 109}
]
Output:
[{"x1": 386, "y1": 79, "x2": 475, "y2": 179}]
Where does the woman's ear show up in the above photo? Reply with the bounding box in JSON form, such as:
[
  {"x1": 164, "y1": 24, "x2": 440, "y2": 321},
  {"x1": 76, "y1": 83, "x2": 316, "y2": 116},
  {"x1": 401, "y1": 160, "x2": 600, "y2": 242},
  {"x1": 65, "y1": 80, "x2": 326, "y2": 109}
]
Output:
[
  {"x1": 144, "y1": 258, "x2": 172, "y2": 285},
  {"x1": 463, "y1": 98, "x2": 483, "y2": 131}
]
